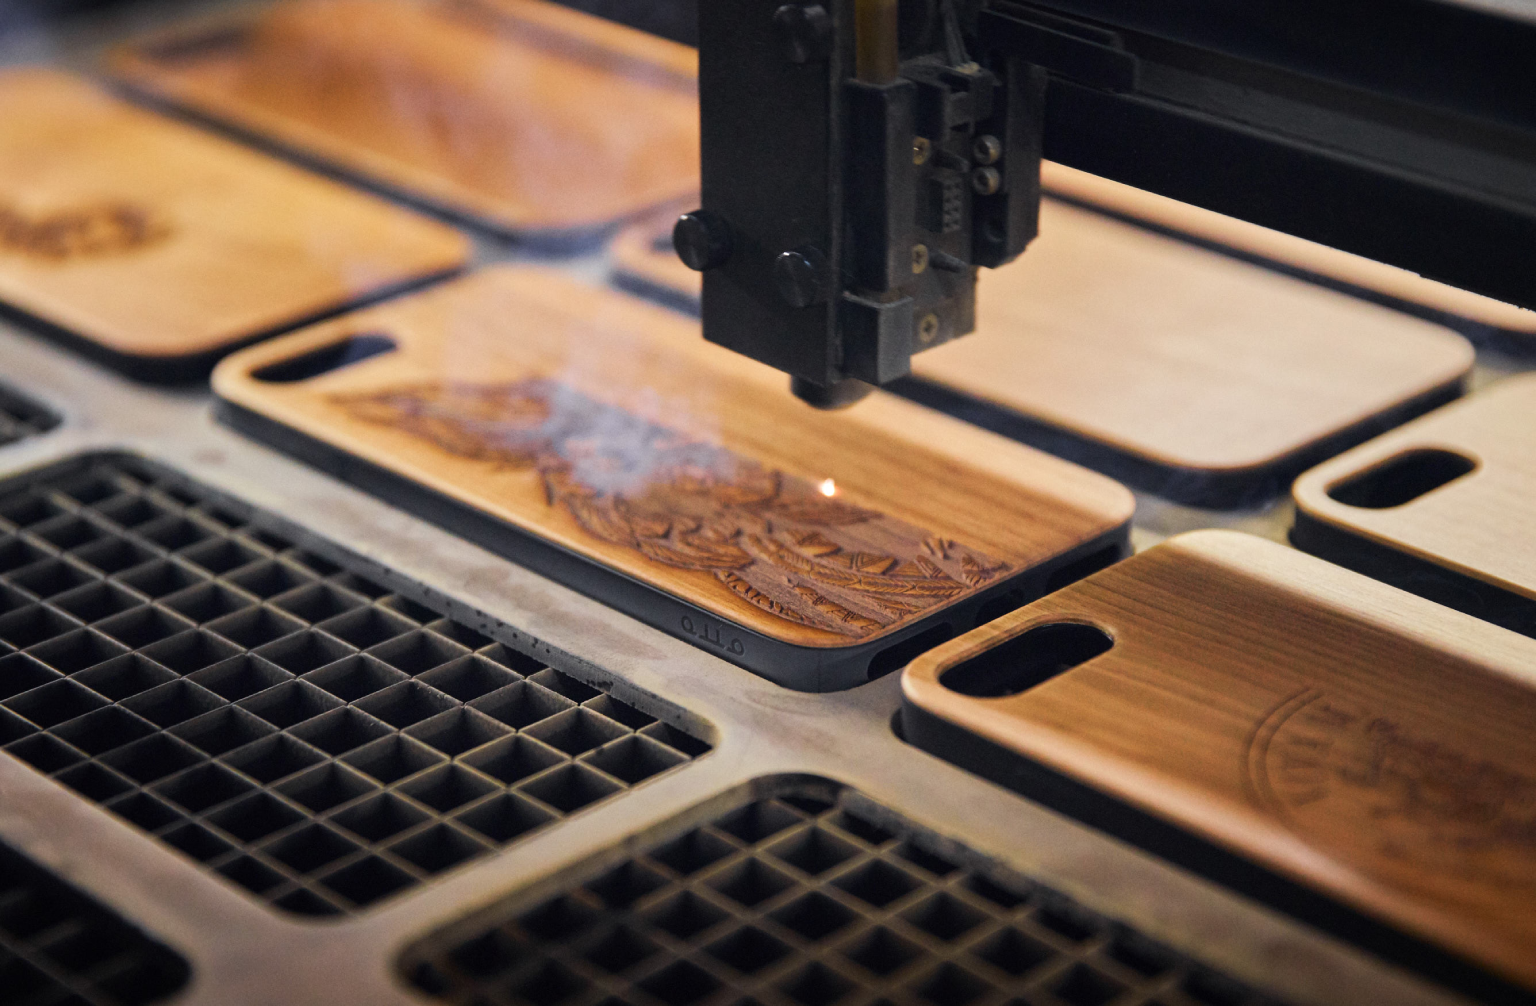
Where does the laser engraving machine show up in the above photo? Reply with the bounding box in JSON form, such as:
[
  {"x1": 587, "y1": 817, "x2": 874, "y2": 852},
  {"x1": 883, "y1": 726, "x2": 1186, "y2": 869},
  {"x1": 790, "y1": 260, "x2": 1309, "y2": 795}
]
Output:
[{"x1": 670, "y1": 0, "x2": 1536, "y2": 406}]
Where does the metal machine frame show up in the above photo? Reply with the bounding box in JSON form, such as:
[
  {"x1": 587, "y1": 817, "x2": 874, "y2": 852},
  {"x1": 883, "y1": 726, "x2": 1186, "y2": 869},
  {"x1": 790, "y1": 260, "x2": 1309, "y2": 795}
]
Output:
[{"x1": 685, "y1": 0, "x2": 1536, "y2": 404}]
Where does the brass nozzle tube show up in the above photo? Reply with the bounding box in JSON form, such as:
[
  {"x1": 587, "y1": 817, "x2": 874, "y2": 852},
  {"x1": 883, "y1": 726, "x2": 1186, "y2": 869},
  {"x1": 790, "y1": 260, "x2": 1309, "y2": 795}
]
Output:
[{"x1": 855, "y1": 0, "x2": 900, "y2": 83}]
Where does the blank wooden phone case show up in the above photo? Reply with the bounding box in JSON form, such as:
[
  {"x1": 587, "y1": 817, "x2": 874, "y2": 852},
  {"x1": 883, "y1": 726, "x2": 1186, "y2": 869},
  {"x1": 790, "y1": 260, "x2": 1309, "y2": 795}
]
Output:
[
  {"x1": 1043, "y1": 161, "x2": 1536, "y2": 342},
  {"x1": 1293, "y1": 374, "x2": 1536, "y2": 637},
  {"x1": 212, "y1": 266, "x2": 1135, "y2": 690},
  {"x1": 912, "y1": 199, "x2": 1474, "y2": 507},
  {"x1": 903, "y1": 529, "x2": 1536, "y2": 992},
  {"x1": 111, "y1": 0, "x2": 699, "y2": 237},
  {"x1": 608, "y1": 194, "x2": 1473, "y2": 508},
  {"x1": 0, "y1": 69, "x2": 467, "y2": 380}
]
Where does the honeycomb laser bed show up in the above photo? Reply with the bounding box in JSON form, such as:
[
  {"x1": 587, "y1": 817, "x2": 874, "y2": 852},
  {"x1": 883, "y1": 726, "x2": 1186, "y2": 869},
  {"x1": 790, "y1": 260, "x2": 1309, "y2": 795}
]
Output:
[{"x1": 0, "y1": 455, "x2": 710, "y2": 917}]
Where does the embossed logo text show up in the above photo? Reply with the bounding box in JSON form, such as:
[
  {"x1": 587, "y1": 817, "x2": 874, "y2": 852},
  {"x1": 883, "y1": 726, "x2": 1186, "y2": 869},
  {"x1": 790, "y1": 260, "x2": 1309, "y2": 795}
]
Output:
[{"x1": 0, "y1": 201, "x2": 172, "y2": 261}]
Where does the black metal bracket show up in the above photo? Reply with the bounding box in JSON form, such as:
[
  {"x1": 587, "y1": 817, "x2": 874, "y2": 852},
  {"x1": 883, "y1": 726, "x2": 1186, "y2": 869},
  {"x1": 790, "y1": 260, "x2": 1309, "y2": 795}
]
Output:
[
  {"x1": 975, "y1": 4, "x2": 1135, "y2": 91},
  {"x1": 683, "y1": 0, "x2": 1045, "y2": 406}
]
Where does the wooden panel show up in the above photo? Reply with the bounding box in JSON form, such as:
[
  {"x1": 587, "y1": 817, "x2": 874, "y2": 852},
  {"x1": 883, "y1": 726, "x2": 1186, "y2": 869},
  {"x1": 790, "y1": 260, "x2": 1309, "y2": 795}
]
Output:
[
  {"x1": 606, "y1": 194, "x2": 1472, "y2": 491},
  {"x1": 0, "y1": 69, "x2": 467, "y2": 366},
  {"x1": 610, "y1": 197, "x2": 698, "y2": 305},
  {"x1": 1293, "y1": 374, "x2": 1536, "y2": 602},
  {"x1": 213, "y1": 266, "x2": 1134, "y2": 651},
  {"x1": 915, "y1": 199, "x2": 1472, "y2": 474},
  {"x1": 904, "y1": 529, "x2": 1536, "y2": 989},
  {"x1": 111, "y1": 0, "x2": 699, "y2": 235},
  {"x1": 1043, "y1": 161, "x2": 1536, "y2": 336}
]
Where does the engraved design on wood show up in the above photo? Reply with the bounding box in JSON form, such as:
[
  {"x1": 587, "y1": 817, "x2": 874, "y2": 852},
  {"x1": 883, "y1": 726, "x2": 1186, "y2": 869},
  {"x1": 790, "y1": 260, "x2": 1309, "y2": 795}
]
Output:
[
  {"x1": 0, "y1": 201, "x2": 172, "y2": 261},
  {"x1": 330, "y1": 378, "x2": 1010, "y2": 638},
  {"x1": 1246, "y1": 688, "x2": 1536, "y2": 887}
]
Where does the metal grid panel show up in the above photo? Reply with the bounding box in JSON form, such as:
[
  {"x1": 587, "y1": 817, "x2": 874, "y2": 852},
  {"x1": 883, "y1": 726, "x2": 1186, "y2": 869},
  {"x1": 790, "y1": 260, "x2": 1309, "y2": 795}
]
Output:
[
  {"x1": 402, "y1": 781, "x2": 1286, "y2": 1006},
  {"x1": 0, "y1": 384, "x2": 58, "y2": 448},
  {"x1": 0, "y1": 836, "x2": 188, "y2": 1006},
  {"x1": 0, "y1": 455, "x2": 711, "y2": 917}
]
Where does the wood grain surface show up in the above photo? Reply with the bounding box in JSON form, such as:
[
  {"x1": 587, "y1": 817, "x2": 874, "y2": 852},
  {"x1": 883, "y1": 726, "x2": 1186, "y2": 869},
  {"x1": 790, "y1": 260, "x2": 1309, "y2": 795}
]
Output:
[
  {"x1": 0, "y1": 69, "x2": 467, "y2": 361},
  {"x1": 213, "y1": 266, "x2": 1134, "y2": 648},
  {"x1": 611, "y1": 197, "x2": 698, "y2": 303},
  {"x1": 904, "y1": 529, "x2": 1536, "y2": 989},
  {"x1": 111, "y1": 0, "x2": 699, "y2": 235},
  {"x1": 918, "y1": 199, "x2": 1473, "y2": 474},
  {"x1": 1043, "y1": 161, "x2": 1536, "y2": 336},
  {"x1": 606, "y1": 195, "x2": 1472, "y2": 475},
  {"x1": 1293, "y1": 374, "x2": 1536, "y2": 600}
]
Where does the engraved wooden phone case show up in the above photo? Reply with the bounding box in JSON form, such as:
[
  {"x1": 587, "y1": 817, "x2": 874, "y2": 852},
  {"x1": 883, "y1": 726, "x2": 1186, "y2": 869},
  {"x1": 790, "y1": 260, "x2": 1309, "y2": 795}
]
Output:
[
  {"x1": 1293, "y1": 374, "x2": 1536, "y2": 638},
  {"x1": 608, "y1": 194, "x2": 1474, "y2": 508},
  {"x1": 1043, "y1": 161, "x2": 1536, "y2": 342},
  {"x1": 111, "y1": 0, "x2": 699, "y2": 238},
  {"x1": 0, "y1": 69, "x2": 467, "y2": 381},
  {"x1": 211, "y1": 266, "x2": 1135, "y2": 691},
  {"x1": 902, "y1": 530, "x2": 1536, "y2": 992}
]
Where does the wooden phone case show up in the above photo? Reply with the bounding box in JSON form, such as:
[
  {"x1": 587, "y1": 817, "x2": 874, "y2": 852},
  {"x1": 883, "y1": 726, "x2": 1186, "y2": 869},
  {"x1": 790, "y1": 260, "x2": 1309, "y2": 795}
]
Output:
[
  {"x1": 1293, "y1": 374, "x2": 1536, "y2": 639},
  {"x1": 610, "y1": 198, "x2": 699, "y2": 315},
  {"x1": 608, "y1": 195, "x2": 1473, "y2": 508},
  {"x1": 111, "y1": 0, "x2": 699, "y2": 239},
  {"x1": 1042, "y1": 161, "x2": 1536, "y2": 343},
  {"x1": 0, "y1": 69, "x2": 467, "y2": 381},
  {"x1": 211, "y1": 266, "x2": 1135, "y2": 691},
  {"x1": 903, "y1": 529, "x2": 1536, "y2": 995}
]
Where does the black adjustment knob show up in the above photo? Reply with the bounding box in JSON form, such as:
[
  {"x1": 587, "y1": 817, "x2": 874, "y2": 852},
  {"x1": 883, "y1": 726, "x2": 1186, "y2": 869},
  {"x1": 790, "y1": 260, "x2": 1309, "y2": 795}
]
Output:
[
  {"x1": 773, "y1": 246, "x2": 828, "y2": 308},
  {"x1": 673, "y1": 210, "x2": 733, "y2": 271}
]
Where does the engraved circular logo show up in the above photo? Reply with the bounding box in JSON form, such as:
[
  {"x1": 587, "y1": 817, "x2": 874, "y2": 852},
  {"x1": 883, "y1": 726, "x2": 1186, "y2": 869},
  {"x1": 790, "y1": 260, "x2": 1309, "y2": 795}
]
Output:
[{"x1": 1246, "y1": 689, "x2": 1536, "y2": 888}]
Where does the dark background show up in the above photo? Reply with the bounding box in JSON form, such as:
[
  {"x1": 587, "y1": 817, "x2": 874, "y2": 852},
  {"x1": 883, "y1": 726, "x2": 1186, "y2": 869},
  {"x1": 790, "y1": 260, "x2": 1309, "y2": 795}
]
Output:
[{"x1": 0, "y1": 0, "x2": 121, "y2": 29}]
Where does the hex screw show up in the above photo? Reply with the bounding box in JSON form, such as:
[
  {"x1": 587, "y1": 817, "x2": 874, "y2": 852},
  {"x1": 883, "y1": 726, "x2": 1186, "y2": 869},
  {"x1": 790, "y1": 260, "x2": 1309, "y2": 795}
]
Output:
[
  {"x1": 673, "y1": 210, "x2": 733, "y2": 271},
  {"x1": 972, "y1": 166, "x2": 1001, "y2": 196},
  {"x1": 773, "y1": 4, "x2": 833, "y2": 64},
  {"x1": 972, "y1": 134, "x2": 1002, "y2": 165},
  {"x1": 774, "y1": 247, "x2": 828, "y2": 308},
  {"x1": 918, "y1": 313, "x2": 941, "y2": 345}
]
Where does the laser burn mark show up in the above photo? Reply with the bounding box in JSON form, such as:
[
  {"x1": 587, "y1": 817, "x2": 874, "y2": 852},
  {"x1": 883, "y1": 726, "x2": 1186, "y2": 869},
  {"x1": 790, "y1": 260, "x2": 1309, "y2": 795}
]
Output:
[
  {"x1": 0, "y1": 201, "x2": 172, "y2": 261},
  {"x1": 330, "y1": 378, "x2": 1010, "y2": 639}
]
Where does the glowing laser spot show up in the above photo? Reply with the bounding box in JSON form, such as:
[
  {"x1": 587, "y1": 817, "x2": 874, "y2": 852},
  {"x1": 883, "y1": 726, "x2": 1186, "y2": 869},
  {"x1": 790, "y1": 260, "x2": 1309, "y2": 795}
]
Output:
[{"x1": 819, "y1": 478, "x2": 837, "y2": 497}]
